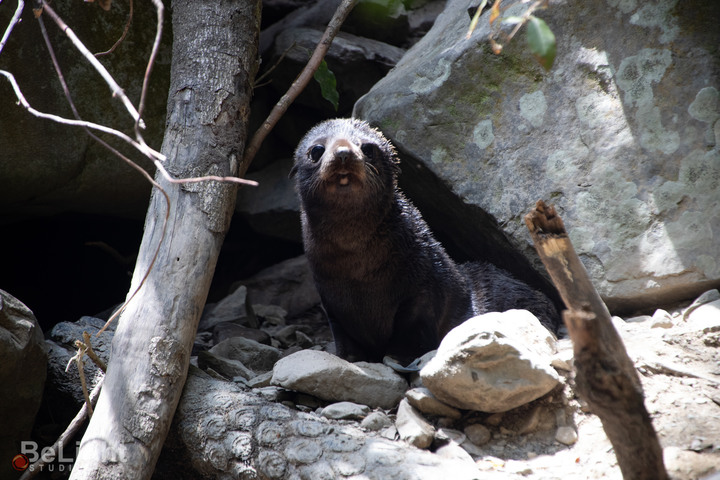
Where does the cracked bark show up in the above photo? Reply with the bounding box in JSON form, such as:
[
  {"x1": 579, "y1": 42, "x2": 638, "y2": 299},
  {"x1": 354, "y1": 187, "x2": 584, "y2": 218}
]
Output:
[{"x1": 69, "y1": 0, "x2": 260, "y2": 477}]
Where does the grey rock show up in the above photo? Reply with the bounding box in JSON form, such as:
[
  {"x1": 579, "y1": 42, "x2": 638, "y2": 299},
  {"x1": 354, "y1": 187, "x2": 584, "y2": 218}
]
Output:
[
  {"x1": 212, "y1": 322, "x2": 271, "y2": 345},
  {"x1": 420, "y1": 311, "x2": 560, "y2": 412},
  {"x1": 272, "y1": 325, "x2": 313, "y2": 348},
  {"x1": 268, "y1": 27, "x2": 406, "y2": 119},
  {"x1": 197, "y1": 350, "x2": 256, "y2": 381},
  {"x1": 360, "y1": 411, "x2": 393, "y2": 431},
  {"x1": 395, "y1": 399, "x2": 435, "y2": 449},
  {"x1": 242, "y1": 256, "x2": 321, "y2": 318},
  {"x1": 210, "y1": 336, "x2": 281, "y2": 373},
  {"x1": 199, "y1": 286, "x2": 253, "y2": 331},
  {"x1": 464, "y1": 424, "x2": 491, "y2": 447},
  {"x1": 320, "y1": 401, "x2": 371, "y2": 420},
  {"x1": 170, "y1": 366, "x2": 484, "y2": 480},
  {"x1": 235, "y1": 157, "x2": 302, "y2": 242},
  {"x1": 405, "y1": 387, "x2": 462, "y2": 419},
  {"x1": 271, "y1": 350, "x2": 407, "y2": 409},
  {"x1": 354, "y1": 0, "x2": 720, "y2": 314},
  {"x1": 252, "y1": 304, "x2": 287, "y2": 326},
  {"x1": 0, "y1": 291, "x2": 47, "y2": 480},
  {"x1": 246, "y1": 371, "x2": 274, "y2": 388}
]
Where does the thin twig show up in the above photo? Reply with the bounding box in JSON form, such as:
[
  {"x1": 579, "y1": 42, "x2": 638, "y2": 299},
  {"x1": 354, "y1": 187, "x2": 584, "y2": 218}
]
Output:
[
  {"x1": 0, "y1": 70, "x2": 165, "y2": 161},
  {"x1": 94, "y1": 0, "x2": 133, "y2": 57},
  {"x1": 77, "y1": 347, "x2": 94, "y2": 417},
  {"x1": 34, "y1": 12, "x2": 174, "y2": 338},
  {"x1": 243, "y1": 0, "x2": 359, "y2": 167},
  {"x1": 83, "y1": 331, "x2": 107, "y2": 372},
  {"x1": 135, "y1": 0, "x2": 163, "y2": 126},
  {"x1": 0, "y1": 0, "x2": 24, "y2": 56},
  {"x1": 254, "y1": 41, "x2": 297, "y2": 86},
  {"x1": 40, "y1": 0, "x2": 146, "y2": 129},
  {"x1": 18, "y1": 378, "x2": 104, "y2": 480}
]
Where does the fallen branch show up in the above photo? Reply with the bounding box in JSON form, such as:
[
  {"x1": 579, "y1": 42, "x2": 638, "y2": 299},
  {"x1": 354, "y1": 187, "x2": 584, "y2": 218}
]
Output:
[{"x1": 524, "y1": 200, "x2": 668, "y2": 480}]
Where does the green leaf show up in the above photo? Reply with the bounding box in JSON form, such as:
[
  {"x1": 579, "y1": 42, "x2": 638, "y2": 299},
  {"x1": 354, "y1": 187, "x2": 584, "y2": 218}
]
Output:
[
  {"x1": 526, "y1": 15, "x2": 556, "y2": 71},
  {"x1": 313, "y1": 60, "x2": 339, "y2": 111}
]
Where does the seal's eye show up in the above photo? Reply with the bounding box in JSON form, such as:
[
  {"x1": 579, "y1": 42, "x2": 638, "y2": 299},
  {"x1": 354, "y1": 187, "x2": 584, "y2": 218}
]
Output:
[
  {"x1": 360, "y1": 143, "x2": 375, "y2": 159},
  {"x1": 309, "y1": 145, "x2": 325, "y2": 162}
]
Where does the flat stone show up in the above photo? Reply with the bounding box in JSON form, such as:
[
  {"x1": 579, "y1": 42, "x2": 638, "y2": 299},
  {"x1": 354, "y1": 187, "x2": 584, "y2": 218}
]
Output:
[
  {"x1": 210, "y1": 336, "x2": 281, "y2": 373},
  {"x1": 321, "y1": 401, "x2": 371, "y2": 420},
  {"x1": 405, "y1": 387, "x2": 462, "y2": 419},
  {"x1": 395, "y1": 399, "x2": 435, "y2": 449},
  {"x1": 271, "y1": 350, "x2": 407, "y2": 409}
]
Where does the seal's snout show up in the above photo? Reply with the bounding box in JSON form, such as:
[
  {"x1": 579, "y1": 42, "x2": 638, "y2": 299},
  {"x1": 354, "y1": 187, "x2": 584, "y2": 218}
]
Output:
[{"x1": 334, "y1": 145, "x2": 352, "y2": 165}]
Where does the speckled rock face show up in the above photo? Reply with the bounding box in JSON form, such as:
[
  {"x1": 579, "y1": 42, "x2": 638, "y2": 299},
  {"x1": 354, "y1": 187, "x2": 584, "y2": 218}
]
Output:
[{"x1": 354, "y1": 0, "x2": 720, "y2": 312}]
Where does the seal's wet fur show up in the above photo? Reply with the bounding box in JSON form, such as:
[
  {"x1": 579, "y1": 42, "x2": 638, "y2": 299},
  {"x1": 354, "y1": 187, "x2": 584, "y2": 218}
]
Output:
[{"x1": 292, "y1": 118, "x2": 558, "y2": 362}]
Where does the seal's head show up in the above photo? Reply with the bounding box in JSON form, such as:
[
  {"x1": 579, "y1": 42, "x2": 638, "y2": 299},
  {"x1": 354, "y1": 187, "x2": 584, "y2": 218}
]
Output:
[{"x1": 291, "y1": 118, "x2": 399, "y2": 210}]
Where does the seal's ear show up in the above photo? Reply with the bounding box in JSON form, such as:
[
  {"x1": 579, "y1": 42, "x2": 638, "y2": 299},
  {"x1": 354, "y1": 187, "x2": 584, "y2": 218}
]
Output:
[{"x1": 289, "y1": 164, "x2": 298, "y2": 179}]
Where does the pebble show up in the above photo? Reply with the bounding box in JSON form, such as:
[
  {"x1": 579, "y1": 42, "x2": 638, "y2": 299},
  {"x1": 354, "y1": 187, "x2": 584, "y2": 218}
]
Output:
[
  {"x1": 464, "y1": 424, "x2": 491, "y2": 446},
  {"x1": 651, "y1": 309, "x2": 674, "y2": 329},
  {"x1": 360, "y1": 411, "x2": 393, "y2": 431},
  {"x1": 555, "y1": 426, "x2": 578, "y2": 445}
]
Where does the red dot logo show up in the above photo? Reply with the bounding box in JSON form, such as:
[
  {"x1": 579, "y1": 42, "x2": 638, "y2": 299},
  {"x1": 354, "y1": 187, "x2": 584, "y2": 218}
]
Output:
[{"x1": 12, "y1": 454, "x2": 29, "y2": 471}]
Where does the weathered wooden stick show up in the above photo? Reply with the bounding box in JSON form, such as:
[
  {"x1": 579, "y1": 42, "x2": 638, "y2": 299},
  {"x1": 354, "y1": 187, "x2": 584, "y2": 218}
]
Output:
[{"x1": 525, "y1": 200, "x2": 668, "y2": 480}]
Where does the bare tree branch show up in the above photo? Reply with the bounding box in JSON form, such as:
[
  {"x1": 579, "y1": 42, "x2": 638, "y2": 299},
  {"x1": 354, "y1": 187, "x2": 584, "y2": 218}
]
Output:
[
  {"x1": 0, "y1": 0, "x2": 24, "y2": 55},
  {"x1": 242, "y1": 0, "x2": 360, "y2": 167},
  {"x1": 94, "y1": 0, "x2": 133, "y2": 57},
  {"x1": 40, "y1": 1, "x2": 146, "y2": 128}
]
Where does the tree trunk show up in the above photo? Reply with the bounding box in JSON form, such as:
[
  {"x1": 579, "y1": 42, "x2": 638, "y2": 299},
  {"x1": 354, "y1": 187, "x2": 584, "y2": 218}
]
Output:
[{"x1": 69, "y1": 0, "x2": 260, "y2": 478}]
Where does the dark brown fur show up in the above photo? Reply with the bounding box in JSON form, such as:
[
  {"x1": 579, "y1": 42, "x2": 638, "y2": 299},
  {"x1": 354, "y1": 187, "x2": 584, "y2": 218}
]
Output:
[{"x1": 292, "y1": 118, "x2": 558, "y2": 363}]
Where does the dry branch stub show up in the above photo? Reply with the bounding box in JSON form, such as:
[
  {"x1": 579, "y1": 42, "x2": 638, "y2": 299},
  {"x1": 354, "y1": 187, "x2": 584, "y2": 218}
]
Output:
[{"x1": 525, "y1": 200, "x2": 668, "y2": 480}]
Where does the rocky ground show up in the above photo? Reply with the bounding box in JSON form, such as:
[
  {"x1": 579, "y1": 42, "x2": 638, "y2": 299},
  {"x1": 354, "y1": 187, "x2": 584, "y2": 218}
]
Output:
[{"x1": 43, "y1": 256, "x2": 720, "y2": 479}]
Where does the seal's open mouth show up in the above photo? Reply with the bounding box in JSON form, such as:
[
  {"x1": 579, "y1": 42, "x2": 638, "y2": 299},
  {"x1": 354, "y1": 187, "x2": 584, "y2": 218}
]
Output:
[{"x1": 333, "y1": 169, "x2": 351, "y2": 186}]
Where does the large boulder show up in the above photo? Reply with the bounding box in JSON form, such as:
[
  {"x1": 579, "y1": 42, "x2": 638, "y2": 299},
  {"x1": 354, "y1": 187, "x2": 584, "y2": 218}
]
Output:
[
  {"x1": 0, "y1": 291, "x2": 47, "y2": 480},
  {"x1": 354, "y1": 0, "x2": 720, "y2": 313}
]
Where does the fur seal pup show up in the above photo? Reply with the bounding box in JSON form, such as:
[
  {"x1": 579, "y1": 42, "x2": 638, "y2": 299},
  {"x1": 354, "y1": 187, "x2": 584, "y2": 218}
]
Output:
[{"x1": 292, "y1": 118, "x2": 558, "y2": 363}]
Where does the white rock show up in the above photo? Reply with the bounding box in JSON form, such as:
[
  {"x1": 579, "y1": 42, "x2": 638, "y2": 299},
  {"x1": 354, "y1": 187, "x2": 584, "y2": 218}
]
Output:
[
  {"x1": 684, "y1": 299, "x2": 720, "y2": 332},
  {"x1": 271, "y1": 350, "x2": 407, "y2": 409},
  {"x1": 395, "y1": 399, "x2": 435, "y2": 449},
  {"x1": 682, "y1": 289, "x2": 720, "y2": 321},
  {"x1": 555, "y1": 426, "x2": 578, "y2": 445},
  {"x1": 420, "y1": 311, "x2": 560, "y2": 412},
  {"x1": 650, "y1": 309, "x2": 674, "y2": 328}
]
